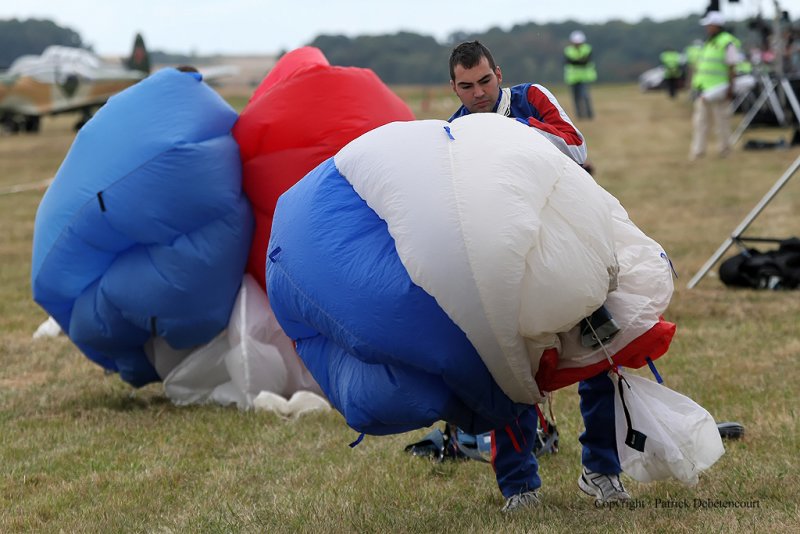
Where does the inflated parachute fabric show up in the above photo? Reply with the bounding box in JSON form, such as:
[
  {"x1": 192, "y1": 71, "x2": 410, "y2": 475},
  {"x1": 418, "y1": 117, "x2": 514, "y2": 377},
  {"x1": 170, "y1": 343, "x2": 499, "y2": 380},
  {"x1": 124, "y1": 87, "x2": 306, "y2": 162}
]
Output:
[
  {"x1": 232, "y1": 46, "x2": 414, "y2": 290},
  {"x1": 267, "y1": 113, "x2": 675, "y2": 435},
  {"x1": 31, "y1": 68, "x2": 253, "y2": 387}
]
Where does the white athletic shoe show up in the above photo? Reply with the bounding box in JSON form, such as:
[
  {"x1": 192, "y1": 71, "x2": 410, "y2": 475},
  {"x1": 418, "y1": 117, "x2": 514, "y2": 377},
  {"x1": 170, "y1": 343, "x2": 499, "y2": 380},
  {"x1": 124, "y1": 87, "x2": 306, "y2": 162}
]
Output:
[
  {"x1": 501, "y1": 490, "x2": 540, "y2": 512},
  {"x1": 578, "y1": 467, "x2": 631, "y2": 504}
]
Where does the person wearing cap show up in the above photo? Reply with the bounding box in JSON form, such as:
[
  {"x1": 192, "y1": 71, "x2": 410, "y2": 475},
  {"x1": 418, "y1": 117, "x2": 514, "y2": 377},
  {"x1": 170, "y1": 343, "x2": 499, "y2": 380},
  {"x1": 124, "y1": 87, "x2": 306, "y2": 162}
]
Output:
[
  {"x1": 564, "y1": 30, "x2": 597, "y2": 120},
  {"x1": 447, "y1": 40, "x2": 630, "y2": 513},
  {"x1": 689, "y1": 10, "x2": 744, "y2": 160}
]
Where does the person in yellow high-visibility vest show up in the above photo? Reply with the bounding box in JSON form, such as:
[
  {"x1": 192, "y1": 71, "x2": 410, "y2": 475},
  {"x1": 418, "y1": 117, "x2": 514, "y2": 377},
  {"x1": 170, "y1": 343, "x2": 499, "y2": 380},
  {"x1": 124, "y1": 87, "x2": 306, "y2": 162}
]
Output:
[
  {"x1": 659, "y1": 47, "x2": 683, "y2": 99},
  {"x1": 564, "y1": 30, "x2": 597, "y2": 119},
  {"x1": 689, "y1": 11, "x2": 744, "y2": 161}
]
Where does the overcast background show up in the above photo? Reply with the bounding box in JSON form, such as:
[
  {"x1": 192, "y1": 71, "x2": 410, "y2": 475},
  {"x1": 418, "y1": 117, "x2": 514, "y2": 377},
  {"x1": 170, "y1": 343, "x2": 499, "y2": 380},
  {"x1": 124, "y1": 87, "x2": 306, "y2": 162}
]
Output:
[{"x1": 0, "y1": 0, "x2": 787, "y2": 55}]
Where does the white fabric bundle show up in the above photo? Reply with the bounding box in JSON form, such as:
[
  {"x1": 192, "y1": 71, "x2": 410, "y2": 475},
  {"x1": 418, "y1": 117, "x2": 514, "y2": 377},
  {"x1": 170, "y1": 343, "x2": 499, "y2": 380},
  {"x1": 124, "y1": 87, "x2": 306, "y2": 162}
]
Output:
[
  {"x1": 614, "y1": 371, "x2": 725, "y2": 485},
  {"x1": 337, "y1": 114, "x2": 644, "y2": 403},
  {"x1": 155, "y1": 274, "x2": 322, "y2": 409}
]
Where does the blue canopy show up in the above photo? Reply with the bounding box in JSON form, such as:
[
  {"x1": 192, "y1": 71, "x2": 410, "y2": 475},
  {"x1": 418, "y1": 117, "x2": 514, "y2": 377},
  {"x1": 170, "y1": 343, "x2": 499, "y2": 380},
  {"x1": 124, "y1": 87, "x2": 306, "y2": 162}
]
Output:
[
  {"x1": 267, "y1": 158, "x2": 524, "y2": 435},
  {"x1": 31, "y1": 68, "x2": 253, "y2": 386}
]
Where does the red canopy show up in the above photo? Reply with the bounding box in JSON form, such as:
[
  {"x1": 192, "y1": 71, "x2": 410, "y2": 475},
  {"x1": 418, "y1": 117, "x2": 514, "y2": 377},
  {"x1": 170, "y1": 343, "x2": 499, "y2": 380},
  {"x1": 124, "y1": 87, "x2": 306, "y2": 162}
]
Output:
[{"x1": 233, "y1": 47, "x2": 415, "y2": 289}]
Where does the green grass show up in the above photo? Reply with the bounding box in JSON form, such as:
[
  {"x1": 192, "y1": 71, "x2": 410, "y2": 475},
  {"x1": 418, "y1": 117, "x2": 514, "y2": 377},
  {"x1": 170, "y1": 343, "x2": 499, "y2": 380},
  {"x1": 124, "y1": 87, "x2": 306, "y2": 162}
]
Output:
[{"x1": 1, "y1": 84, "x2": 799, "y2": 532}]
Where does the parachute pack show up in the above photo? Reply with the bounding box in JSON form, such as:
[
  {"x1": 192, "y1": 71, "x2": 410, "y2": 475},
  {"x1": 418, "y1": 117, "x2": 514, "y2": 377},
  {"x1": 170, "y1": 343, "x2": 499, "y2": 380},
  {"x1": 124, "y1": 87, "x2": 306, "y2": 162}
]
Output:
[{"x1": 719, "y1": 238, "x2": 800, "y2": 290}]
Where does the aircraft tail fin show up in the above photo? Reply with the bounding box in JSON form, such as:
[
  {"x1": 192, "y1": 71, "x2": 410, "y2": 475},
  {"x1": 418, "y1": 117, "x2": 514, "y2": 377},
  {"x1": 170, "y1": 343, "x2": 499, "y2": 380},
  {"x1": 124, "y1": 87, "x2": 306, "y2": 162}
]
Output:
[{"x1": 127, "y1": 33, "x2": 151, "y2": 74}]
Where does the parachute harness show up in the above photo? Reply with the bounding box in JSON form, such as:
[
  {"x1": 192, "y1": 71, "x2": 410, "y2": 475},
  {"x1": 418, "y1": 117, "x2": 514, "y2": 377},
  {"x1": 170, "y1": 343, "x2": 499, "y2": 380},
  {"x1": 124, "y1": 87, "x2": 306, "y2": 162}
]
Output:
[
  {"x1": 585, "y1": 319, "x2": 619, "y2": 375},
  {"x1": 584, "y1": 305, "x2": 663, "y2": 383}
]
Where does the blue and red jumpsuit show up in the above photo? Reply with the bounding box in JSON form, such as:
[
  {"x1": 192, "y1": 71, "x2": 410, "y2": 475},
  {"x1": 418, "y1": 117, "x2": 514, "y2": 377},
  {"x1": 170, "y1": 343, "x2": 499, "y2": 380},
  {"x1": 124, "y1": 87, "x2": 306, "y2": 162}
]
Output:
[{"x1": 449, "y1": 84, "x2": 620, "y2": 498}]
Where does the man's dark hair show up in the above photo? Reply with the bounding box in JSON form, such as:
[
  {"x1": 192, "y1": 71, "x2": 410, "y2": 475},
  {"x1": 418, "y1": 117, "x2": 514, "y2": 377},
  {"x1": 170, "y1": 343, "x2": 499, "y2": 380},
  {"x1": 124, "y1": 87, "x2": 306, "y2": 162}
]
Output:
[{"x1": 449, "y1": 40, "x2": 497, "y2": 81}]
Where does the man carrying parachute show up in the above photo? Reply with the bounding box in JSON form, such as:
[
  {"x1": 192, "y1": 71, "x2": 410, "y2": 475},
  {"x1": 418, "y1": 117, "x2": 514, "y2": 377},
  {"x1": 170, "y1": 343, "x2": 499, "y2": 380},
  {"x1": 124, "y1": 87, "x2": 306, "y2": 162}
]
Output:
[
  {"x1": 447, "y1": 39, "x2": 663, "y2": 511},
  {"x1": 266, "y1": 41, "x2": 684, "y2": 512}
]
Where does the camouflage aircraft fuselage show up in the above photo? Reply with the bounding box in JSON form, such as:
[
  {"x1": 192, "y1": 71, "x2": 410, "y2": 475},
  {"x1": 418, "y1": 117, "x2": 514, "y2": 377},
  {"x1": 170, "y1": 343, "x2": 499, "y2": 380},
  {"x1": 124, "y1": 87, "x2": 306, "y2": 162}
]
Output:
[{"x1": 0, "y1": 69, "x2": 144, "y2": 117}]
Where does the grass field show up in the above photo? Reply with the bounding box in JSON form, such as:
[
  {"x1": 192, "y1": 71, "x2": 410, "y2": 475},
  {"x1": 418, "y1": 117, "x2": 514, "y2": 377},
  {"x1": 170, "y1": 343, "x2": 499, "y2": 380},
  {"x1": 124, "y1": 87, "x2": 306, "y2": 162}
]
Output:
[{"x1": 1, "y1": 83, "x2": 799, "y2": 533}]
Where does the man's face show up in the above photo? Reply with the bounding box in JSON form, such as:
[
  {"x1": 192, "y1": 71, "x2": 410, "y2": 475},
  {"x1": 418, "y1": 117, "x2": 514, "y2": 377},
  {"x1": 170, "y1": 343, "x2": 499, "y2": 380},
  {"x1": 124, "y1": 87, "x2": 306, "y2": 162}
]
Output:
[
  {"x1": 705, "y1": 24, "x2": 721, "y2": 37},
  {"x1": 450, "y1": 56, "x2": 503, "y2": 114}
]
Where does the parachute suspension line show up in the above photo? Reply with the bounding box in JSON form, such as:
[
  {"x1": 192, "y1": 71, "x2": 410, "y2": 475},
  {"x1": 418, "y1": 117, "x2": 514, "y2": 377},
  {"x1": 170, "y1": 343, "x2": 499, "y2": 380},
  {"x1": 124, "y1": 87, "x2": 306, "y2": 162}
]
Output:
[
  {"x1": 348, "y1": 432, "x2": 365, "y2": 448},
  {"x1": 96, "y1": 191, "x2": 106, "y2": 212},
  {"x1": 585, "y1": 318, "x2": 617, "y2": 370},
  {"x1": 661, "y1": 252, "x2": 678, "y2": 279},
  {"x1": 645, "y1": 357, "x2": 663, "y2": 384},
  {"x1": 534, "y1": 404, "x2": 548, "y2": 433},
  {"x1": 545, "y1": 391, "x2": 556, "y2": 426},
  {"x1": 587, "y1": 312, "x2": 664, "y2": 382}
]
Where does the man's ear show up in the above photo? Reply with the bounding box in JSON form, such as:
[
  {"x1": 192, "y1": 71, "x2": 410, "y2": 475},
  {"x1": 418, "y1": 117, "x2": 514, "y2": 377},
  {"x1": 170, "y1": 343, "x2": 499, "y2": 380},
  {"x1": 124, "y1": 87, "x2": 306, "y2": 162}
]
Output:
[
  {"x1": 495, "y1": 66, "x2": 503, "y2": 85},
  {"x1": 450, "y1": 79, "x2": 456, "y2": 92}
]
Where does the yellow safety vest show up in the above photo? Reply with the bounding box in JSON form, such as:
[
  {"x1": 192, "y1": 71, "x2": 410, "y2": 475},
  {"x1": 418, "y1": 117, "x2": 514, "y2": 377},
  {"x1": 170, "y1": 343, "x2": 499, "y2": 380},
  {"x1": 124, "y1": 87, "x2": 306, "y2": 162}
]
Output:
[
  {"x1": 660, "y1": 50, "x2": 682, "y2": 79},
  {"x1": 692, "y1": 32, "x2": 740, "y2": 91},
  {"x1": 564, "y1": 44, "x2": 597, "y2": 85}
]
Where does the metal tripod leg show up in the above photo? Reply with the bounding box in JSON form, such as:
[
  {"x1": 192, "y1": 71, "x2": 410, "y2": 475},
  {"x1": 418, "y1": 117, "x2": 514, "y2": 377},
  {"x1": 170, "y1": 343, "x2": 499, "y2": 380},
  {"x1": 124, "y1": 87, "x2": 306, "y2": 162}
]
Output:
[
  {"x1": 687, "y1": 154, "x2": 800, "y2": 288},
  {"x1": 730, "y1": 89, "x2": 750, "y2": 114},
  {"x1": 729, "y1": 76, "x2": 779, "y2": 146},
  {"x1": 766, "y1": 78, "x2": 788, "y2": 125},
  {"x1": 779, "y1": 77, "x2": 800, "y2": 127}
]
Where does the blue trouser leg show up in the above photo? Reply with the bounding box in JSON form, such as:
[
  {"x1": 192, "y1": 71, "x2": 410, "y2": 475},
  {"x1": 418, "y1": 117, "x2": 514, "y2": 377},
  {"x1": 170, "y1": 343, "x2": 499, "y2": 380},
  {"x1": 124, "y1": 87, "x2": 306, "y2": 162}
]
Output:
[
  {"x1": 571, "y1": 84, "x2": 584, "y2": 118},
  {"x1": 491, "y1": 406, "x2": 541, "y2": 498},
  {"x1": 578, "y1": 371, "x2": 620, "y2": 474},
  {"x1": 583, "y1": 85, "x2": 594, "y2": 119},
  {"x1": 574, "y1": 83, "x2": 593, "y2": 119}
]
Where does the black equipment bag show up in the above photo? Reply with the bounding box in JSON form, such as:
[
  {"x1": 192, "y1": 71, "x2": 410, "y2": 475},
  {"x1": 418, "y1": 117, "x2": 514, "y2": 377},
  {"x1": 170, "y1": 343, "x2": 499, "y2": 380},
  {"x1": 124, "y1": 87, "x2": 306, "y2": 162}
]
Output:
[{"x1": 719, "y1": 238, "x2": 800, "y2": 289}]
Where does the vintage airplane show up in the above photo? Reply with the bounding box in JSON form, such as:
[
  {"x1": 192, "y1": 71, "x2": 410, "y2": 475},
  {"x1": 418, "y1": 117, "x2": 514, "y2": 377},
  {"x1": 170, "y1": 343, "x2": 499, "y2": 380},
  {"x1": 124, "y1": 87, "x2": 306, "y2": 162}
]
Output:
[{"x1": 0, "y1": 34, "x2": 150, "y2": 133}]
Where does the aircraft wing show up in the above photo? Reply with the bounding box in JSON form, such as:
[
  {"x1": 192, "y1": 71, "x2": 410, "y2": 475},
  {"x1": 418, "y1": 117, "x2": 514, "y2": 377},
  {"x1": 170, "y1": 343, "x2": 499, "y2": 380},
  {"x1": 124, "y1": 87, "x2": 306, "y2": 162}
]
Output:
[{"x1": 197, "y1": 65, "x2": 240, "y2": 84}]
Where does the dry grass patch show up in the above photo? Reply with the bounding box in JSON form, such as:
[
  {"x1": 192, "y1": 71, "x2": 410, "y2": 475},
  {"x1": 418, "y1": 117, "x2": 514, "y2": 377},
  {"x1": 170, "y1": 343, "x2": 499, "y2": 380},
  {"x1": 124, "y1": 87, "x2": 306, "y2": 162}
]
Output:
[{"x1": 1, "y1": 86, "x2": 798, "y2": 532}]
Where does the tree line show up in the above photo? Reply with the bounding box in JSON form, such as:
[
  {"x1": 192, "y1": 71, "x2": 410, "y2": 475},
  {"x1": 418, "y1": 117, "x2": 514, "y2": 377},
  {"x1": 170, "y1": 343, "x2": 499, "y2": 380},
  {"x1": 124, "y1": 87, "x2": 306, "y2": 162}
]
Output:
[
  {"x1": 3, "y1": 15, "x2": 761, "y2": 84},
  {"x1": 310, "y1": 15, "x2": 760, "y2": 85},
  {"x1": 0, "y1": 19, "x2": 84, "y2": 69}
]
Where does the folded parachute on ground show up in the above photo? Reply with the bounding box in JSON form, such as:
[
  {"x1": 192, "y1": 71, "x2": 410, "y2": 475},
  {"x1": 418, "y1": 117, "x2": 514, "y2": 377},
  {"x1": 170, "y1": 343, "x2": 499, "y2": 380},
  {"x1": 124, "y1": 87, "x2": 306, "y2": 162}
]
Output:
[
  {"x1": 267, "y1": 113, "x2": 675, "y2": 435},
  {"x1": 31, "y1": 68, "x2": 253, "y2": 387},
  {"x1": 232, "y1": 46, "x2": 415, "y2": 290}
]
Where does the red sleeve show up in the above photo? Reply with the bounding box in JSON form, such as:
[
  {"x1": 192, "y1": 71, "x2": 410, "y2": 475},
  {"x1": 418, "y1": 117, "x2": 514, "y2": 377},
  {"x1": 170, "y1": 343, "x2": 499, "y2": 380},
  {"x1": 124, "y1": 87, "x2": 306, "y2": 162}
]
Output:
[{"x1": 523, "y1": 85, "x2": 584, "y2": 148}]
